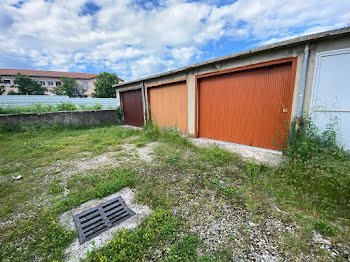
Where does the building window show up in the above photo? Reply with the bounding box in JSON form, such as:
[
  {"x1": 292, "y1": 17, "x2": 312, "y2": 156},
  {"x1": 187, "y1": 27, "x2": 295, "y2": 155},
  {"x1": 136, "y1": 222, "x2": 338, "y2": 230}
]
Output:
[
  {"x1": 48, "y1": 80, "x2": 54, "y2": 86},
  {"x1": 73, "y1": 86, "x2": 84, "y2": 97},
  {"x1": 82, "y1": 81, "x2": 89, "y2": 88},
  {"x1": 4, "y1": 79, "x2": 11, "y2": 86},
  {"x1": 39, "y1": 80, "x2": 46, "y2": 86},
  {"x1": 56, "y1": 81, "x2": 62, "y2": 86}
]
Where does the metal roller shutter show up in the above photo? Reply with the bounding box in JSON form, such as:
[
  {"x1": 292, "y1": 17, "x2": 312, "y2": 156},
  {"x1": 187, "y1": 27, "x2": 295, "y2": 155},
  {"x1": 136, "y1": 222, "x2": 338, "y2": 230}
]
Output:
[
  {"x1": 198, "y1": 60, "x2": 295, "y2": 150},
  {"x1": 147, "y1": 80, "x2": 188, "y2": 134},
  {"x1": 121, "y1": 89, "x2": 144, "y2": 127}
]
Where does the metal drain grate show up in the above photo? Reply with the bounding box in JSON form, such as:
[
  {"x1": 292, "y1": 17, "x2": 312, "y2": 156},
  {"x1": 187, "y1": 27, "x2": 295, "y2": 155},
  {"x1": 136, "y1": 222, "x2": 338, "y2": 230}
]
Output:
[{"x1": 73, "y1": 196, "x2": 135, "y2": 244}]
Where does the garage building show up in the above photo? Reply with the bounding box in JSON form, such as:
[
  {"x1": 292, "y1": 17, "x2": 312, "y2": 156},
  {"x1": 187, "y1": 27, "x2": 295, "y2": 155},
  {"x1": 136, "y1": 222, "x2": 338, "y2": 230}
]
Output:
[{"x1": 116, "y1": 27, "x2": 350, "y2": 151}]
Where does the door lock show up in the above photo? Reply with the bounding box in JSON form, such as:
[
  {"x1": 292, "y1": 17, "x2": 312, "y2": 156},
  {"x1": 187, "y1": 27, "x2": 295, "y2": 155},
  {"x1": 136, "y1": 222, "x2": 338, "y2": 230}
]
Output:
[{"x1": 283, "y1": 108, "x2": 288, "y2": 113}]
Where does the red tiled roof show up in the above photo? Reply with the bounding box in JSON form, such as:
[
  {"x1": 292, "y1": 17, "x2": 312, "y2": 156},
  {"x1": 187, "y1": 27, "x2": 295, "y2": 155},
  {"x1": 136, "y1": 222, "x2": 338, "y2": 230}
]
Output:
[{"x1": 0, "y1": 69, "x2": 98, "y2": 79}]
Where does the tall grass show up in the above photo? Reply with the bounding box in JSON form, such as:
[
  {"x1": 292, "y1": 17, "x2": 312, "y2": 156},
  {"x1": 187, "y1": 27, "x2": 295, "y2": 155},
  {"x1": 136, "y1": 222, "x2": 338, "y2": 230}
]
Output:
[
  {"x1": 277, "y1": 117, "x2": 350, "y2": 218},
  {"x1": 138, "y1": 121, "x2": 191, "y2": 147},
  {"x1": 0, "y1": 102, "x2": 103, "y2": 115}
]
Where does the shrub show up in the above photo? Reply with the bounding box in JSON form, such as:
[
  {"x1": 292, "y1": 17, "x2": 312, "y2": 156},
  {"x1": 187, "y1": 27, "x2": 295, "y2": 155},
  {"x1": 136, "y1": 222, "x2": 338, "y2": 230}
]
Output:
[
  {"x1": 0, "y1": 103, "x2": 54, "y2": 114},
  {"x1": 55, "y1": 102, "x2": 77, "y2": 111},
  {"x1": 277, "y1": 117, "x2": 350, "y2": 216},
  {"x1": 6, "y1": 90, "x2": 19, "y2": 95},
  {"x1": 0, "y1": 102, "x2": 109, "y2": 115},
  {"x1": 91, "y1": 103, "x2": 102, "y2": 110},
  {"x1": 285, "y1": 117, "x2": 344, "y2": 161},
  {"x1": 115, "y1": 106, "x2": 123, "y2": 121},
  {"x1": 79, "y1": 103, "x2": 103, "y2": 111}
]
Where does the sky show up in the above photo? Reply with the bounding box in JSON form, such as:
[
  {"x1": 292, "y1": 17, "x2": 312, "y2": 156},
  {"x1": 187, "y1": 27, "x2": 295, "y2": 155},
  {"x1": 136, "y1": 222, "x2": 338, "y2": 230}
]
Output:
[{"x1": 0, "y1": 0, "x2": 349, "y2": 81}]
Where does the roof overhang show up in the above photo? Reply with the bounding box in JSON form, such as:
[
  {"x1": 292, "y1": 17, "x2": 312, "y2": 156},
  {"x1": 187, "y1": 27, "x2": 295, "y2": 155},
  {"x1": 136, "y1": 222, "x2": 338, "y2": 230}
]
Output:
[{"x1": 115, "y1": 26, "x2": 350, "y2": 89}]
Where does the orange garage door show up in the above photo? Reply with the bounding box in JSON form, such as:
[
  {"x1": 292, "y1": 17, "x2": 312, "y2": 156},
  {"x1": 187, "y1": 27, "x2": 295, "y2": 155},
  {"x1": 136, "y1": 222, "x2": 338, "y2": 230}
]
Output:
[
  {"x1": 148, "y1": 80, "x2": 188, "y2": 134},
  {"x1": 198, "y1": 61, "x2": 295, "y2": 150}
]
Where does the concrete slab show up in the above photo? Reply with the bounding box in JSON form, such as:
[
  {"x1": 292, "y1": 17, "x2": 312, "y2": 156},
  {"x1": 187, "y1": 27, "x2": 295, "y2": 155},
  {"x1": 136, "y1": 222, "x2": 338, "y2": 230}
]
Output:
[
  {"x1": 190, "y1": 138, "x2": 284, "y2": 166},
  {"x1": 59, "y1": 187, "x2": 151, "y2": 262},
  {"x1": 120, "y1": 125, "x2": 142, "y2": 130}
]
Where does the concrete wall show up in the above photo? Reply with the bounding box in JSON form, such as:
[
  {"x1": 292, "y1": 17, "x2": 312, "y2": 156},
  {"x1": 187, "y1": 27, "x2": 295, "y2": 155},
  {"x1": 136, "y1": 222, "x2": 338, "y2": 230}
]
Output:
[
  {"x1": 0, "y1": 109, "x2": 121, "y2": 129},
  {"x1": 117, "y1": 34, "x2": 350, "y2": 136}
]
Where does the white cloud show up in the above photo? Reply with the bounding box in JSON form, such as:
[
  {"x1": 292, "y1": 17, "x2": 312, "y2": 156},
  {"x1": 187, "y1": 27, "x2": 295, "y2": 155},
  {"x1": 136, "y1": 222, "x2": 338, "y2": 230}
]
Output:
[{"x1": 0, "y1": 0, "x2": 349, "y2": 80}]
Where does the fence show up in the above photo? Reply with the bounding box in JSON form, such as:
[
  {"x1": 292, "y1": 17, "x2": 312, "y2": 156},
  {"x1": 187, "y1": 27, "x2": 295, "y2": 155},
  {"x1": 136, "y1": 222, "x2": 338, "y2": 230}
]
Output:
[{"x1": 0, "y1": 95, "x2": 118, "y2": 109}]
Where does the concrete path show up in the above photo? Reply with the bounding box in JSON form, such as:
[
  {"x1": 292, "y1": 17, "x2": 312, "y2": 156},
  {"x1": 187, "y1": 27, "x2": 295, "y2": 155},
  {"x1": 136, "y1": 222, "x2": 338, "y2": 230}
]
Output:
[
  {"x1": 190, "y1": 138, "x2": 284, "y2": 166},
  {"x1": 120, "y1": 125, "x2": 142, "y2": 130}
]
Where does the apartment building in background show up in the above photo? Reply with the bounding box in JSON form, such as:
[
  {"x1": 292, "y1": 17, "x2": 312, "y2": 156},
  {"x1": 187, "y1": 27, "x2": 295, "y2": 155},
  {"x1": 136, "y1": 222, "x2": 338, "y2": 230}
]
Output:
[{"x1": 0, "y1": 69, "x2": 122, "y2": 97}]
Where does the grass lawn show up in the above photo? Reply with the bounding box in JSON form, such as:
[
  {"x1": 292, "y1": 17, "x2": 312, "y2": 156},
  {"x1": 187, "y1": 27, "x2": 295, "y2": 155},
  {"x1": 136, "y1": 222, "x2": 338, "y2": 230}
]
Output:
[{"x1": 0, "y1": 124, "x2": 349, "y2": 261}]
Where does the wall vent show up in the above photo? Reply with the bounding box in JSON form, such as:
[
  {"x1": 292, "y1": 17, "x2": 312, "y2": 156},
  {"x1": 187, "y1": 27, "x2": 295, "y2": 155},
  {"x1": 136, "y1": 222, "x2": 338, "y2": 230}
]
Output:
[{"x1": 73, "y1": 196, "x2": 135, "y2": 244}]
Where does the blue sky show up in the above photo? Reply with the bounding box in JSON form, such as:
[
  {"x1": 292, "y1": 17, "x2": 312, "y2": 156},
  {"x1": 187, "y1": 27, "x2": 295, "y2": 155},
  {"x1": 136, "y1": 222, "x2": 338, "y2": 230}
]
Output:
[{"x1": 0, "y1": 0, "x2": 349, "y2": 81}]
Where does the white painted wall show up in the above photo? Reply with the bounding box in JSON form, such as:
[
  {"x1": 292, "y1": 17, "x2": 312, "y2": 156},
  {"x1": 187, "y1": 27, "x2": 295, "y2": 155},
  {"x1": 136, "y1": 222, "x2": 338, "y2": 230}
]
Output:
[
  {"x1": 310, "y1": 48, "x2": 350, "y2": 149},
  {"x1": 0, "y1": 95, "x2": 118, "y2": 109}
]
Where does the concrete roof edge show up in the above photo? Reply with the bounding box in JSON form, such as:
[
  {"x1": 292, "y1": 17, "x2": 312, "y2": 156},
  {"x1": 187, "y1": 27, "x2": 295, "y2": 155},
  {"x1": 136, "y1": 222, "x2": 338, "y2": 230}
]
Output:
[{"x1": 115, "y1": 27, "x2": 350, "y2": 88}]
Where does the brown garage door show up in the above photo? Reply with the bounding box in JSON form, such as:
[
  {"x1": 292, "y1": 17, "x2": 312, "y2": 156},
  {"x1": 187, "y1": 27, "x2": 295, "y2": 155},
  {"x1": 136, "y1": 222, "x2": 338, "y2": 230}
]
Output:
[
  {"x1": 121, "y1": 89, "x2": 144, "y2": 127},
  {"x1": 147, "y1": 80, "x2": 188, "y2": 134},
  {"x1": 198, "y1": 60, "x2": 295, "y2": 150}
]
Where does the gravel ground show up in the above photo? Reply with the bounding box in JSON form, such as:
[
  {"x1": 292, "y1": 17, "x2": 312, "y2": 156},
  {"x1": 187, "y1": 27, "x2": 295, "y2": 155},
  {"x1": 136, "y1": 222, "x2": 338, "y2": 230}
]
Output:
[
  {"x1": 173, "y1": 194, "x2": 350, "y2": 261},
  {"x1": 3, "y1": 136, "x2": 349, "y2": 261}
]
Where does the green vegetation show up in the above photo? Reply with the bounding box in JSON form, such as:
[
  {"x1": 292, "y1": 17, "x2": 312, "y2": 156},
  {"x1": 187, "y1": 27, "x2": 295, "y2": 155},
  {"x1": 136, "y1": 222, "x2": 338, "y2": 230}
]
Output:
[
  {"x1": 0, "y1": 126, "x2": 140, "y2": 261},
  {"x1": 200, "y1": 146, "x2": 237, "y2": 167},
  {"x1": 0, "y1": 120, "x2": 349, "y2": 261},
  {"x1": 86, "y1": 209, "x2": 180, "y2": 262},
  {"x1": 0, "y1": 102, "x2": 103, "y2": 115},
  {"x1": 276, "y1": 118, "x2": 350, "y2": 218},
  {"x1": 53, "y1": 76, "x2": 85, "y2": 97},
  {"x1": 0, "y1": 76, "x2": 5, "y2": 95},
  {"x1": 9, "y1": 73, "x2": 47, "y2": 95},
  {"x1": 92, "y1": 72, "x2": 119, "y2": 98}
]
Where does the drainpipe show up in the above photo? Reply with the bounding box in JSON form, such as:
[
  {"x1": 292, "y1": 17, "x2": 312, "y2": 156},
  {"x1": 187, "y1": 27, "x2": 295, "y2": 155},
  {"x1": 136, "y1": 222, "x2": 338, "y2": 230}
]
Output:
[
  {"x1": 296, "y1": 42, "x2": 310, "y2": 119},
  {"x1": 141, "y1": 81, "x2": 147, "y2": 122}
]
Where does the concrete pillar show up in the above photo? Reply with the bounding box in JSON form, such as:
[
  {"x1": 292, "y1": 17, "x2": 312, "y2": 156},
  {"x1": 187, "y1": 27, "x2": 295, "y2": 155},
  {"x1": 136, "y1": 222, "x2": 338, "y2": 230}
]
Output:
[{"x1": 187, "y1": 72, "x2": 196, "y2": 136}]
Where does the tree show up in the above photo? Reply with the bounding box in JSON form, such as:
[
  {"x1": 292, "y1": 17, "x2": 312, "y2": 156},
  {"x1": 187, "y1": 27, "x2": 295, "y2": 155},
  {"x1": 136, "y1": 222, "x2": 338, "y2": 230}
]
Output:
[
  {"x1": 7, "y1": 90, "x2": 20, "y2": 95},
  {"x1": 92, "y1": 72, "x2": 119, "y2": 98},
  {"x1": 53, "y1": 76, "x2": 85, "y2": 97},
  {"x1": 14, "y1": 73, "x2": 47, "y2": 95},
  {"x1": 0, "y1": 76, "x2": 5, "y2": 95}
]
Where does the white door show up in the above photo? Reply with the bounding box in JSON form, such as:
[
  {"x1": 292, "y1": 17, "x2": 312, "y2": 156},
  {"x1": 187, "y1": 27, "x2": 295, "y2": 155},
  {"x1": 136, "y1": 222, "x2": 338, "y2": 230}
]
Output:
[{"x1": 311, "y1": 48, "x2": 350, "y2": 150}]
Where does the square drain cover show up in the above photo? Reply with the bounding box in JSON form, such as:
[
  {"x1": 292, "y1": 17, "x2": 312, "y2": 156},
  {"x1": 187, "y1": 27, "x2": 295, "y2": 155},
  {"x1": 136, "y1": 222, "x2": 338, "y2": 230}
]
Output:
[{"x1": 73, "y1": 196, "x2": 135, "y2": 244}]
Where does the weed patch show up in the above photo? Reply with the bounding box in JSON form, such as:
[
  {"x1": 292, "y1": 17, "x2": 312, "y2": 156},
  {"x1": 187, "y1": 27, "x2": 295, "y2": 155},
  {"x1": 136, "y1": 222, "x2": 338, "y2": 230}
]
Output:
[
  {"x1": 0, "y1": 212, "x2": 75, "y2": 262},
  {"x1": 314, "y1": 219, "x2": 338, "y2": 236},
  {"x1": 85, "y1": 209, "x2": 181, "y2": 262},
  {"x1": 164, "y1": 234, "x2": 202, "y2": 261},
  {"x1": 55, "y1": 168, "x2": 138, "y2": 213},
  {"x1": 278, "y1": 118, "x2": 350, "y2": 218},
  {"x1": 139, "y1": 122, "x2": 191, "y2": 148},
  {"x1": 200, "y1": 146, "x2": 237, "y2": 167}
]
